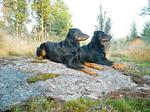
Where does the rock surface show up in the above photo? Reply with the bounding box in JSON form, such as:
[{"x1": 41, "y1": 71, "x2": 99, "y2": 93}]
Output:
[{"x1": 0, "y1": 57, "x2": 136, "y2": 111}]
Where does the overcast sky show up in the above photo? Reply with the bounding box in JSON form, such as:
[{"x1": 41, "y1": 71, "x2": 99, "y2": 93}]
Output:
[{"x1": 62, "y1": 0, "x2": 150, "y2": 38}]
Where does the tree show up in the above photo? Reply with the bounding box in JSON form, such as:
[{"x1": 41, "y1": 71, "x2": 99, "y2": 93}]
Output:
[
  {"x1": 95, "y1": 4, "x2": 112, "y2": 51},
  {"x1": 2, "y1": 0, "x2": 28, "y2": 36},
  {"x1": 2, "y1": 0, "x2": 15, "y2": 27},
  {"x1": 49, "y1": 0, "x2": 72, "y2": 36},
  {"x1": 129, "y1": 22, "x2": 138, "y2": 40},
  {"x1": 141, "y1": 21, "x2": 150, "y2": 41},
  {"x1": 95, "y1": 5, "x2": 112, "y2": 34},
  {"x1": 141, "y1": 0, "x2": 150, "y2": 16},
  {"x1": 104, "y1": 18, "x2": 111, "y2": 34},
  {"x1": 15, "y1": 0, "x2": 28, "y2": 36},
  {"x1": 32, "y1": 0, "x2": 51, "y2": 40}
]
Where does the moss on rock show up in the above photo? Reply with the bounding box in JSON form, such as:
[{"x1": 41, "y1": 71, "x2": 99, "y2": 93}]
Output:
[{"x1": 27, "y1": 73, "x2": 59, "y2": 84}]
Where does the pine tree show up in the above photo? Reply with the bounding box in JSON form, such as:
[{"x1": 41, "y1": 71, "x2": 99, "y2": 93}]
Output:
[
  {"x1": 130, "y1": 22, "x2": 138, "y2": 40},
  {"x1": 104, "y1": 18, "x2": 111, "y2": 34},
  {"x1": 95, "y1": 5, "x2": 111, "y2": 34},
  {"x1": 95, "y1": 4, "x2": 112, "y2": 51},
  {"x1": 141, "y1": 0, "x2": 150, "y2": 15},
  {"x1": 2, "y1": 0, "x2": 28, "y2": 36},
  {"x1": 15, "y1": 0, "x2": 28, "y2": 36},
  {"x1": 141, "y1": 21, "x2": 150, "y2": 41},
  {"x1": 50, "y1": 0, "x2": 72, "y2": 36},
  {"x1": 32, "y1": 0, "x2": 51, "y2": 40},
  {"x1": 2, "y1": 0, "x2": 14, "y2": 27}
]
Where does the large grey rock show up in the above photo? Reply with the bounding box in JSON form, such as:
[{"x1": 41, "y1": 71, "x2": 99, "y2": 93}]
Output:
[{"x1": 0, "y1": 57, "x2": 136, "y2": 111}]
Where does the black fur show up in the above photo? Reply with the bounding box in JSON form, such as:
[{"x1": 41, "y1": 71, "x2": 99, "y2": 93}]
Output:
[
  {"x1": 79, "y1": 31, "x2": 113, "y2": 66},
  {"x1": 36, "y1": 28, "x2": 89, "y2": 69}
]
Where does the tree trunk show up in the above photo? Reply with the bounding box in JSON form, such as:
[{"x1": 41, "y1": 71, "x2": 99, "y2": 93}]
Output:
[
  {"x1": 15, "y1": 0, "x2": 19, "y2": 37},
  {"x1": 3, "y1": 0, "x2": 7, "y2": 26},
  {"x1": 16, "y1": 22, "x2": 19, "y2": 37},
  {"x1": 41, "y1": 1, "x2": 44, "y2": 41}
]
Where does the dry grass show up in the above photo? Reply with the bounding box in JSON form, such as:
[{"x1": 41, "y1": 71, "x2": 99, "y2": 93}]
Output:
[
  {"x1": 109, "y1": 39, "x2": 150, "y2": 62},
  {"x1": 126, "y1": 38, "x2": 150, "y2": 62},
  {"x1": 126, "y1": 47, "x2": 150, "y2": 62},
  {"x1": 0, "y1": 32, "x2": 40, "y2": 56},
  {"x1": 0, "y1": 31, "x2": 65, "y2": 57}
]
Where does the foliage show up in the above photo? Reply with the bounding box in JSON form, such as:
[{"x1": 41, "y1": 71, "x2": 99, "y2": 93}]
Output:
[
  {"x1": 9, "y1": 96, "x2": 150, "y2": 112},
  {"x1": 95, "y1": 5, "x2": 112, "y2": 34},
  {"x1": 49, "y1": 0, "x2": 72, "y2": 36},
  {"x1": 2, "y1": 0, "x2": 14, "y2": 26},
  {"x1": 2, "y1": 0, "x2": 28, "y2": 36},
  {"x1": 104, "y1": 18, "x2": 111, "y2": 34},
  {"x1": 31, "y1": 0, "x2": 72, "y2": 39},
  {"x1": 95, "y1": 4, "x2": 112, "y2": 51},
  {"x1": 32, "y1": 0, "x2": 51, "y2": 40},
  {"x1": 1, "y1": 0, "x2": 72, "y2": 39},
  {"x1": 129, "y1": 22, "x2": 138, "y2": 40},
  {"x1": 141, "y1": 0, "x2": 150, "y2": 15},
  {"x1": 141, "y1": 7, "x2": 150, "y2": 15},
  {"x1": 141, "y1": 21, "x2": 150, "y2": 42}
]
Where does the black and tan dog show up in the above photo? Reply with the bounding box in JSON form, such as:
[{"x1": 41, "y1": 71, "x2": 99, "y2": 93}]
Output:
[
  {"x1": 79, "y1": 31, "x2": 125, "y2": 70},
  {"x1": 36, "y1": 28, "x2": 98, "y2": 75}
]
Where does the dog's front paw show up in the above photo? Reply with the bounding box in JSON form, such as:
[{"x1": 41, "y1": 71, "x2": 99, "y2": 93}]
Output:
[
  {"x1": 83, "y1": 62, "x2": 103, "y2": 70},
  {"x1": 80, "y1": 68, "x2": 97, "y2": 76},
  {"x1": 91, "y1": 63, "x2": 103, "y2": 70},
  {"x1": 95, "y1": 65, "x2": 104, "y2": 70},
  {"x1": 112, "y1": 63, "x2": 126, "y2": 71},
  {"x1": 88, "y1": 70, "x2": 97, "y2": 76}
]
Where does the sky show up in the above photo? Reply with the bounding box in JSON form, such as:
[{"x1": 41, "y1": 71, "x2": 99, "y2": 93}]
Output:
[{"x1": 62, "y1": 0, "x2": 150, "y2": 38}]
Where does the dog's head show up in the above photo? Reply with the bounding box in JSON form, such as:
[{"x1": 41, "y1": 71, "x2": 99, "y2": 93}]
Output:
[
  {"x1": 36, "y1": 43, "x2": 47, "y2": 59},
  {"x1": 92, "y1": 31, "x2": 112, "y2": 44},
  {"x1": 67, "y1": 28, "x2": 89, "y2": 42}
]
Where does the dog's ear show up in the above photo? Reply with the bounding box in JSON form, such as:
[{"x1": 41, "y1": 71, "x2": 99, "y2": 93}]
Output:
[
  {"x1": 40, "y1": 43, "x2": 47, "y2": 49},
  {"x1": 66, "y1": 29, "x2": 73, "y2": 38},
  {"x1": 94, "y1": 31, "x2": 98, "y2": 36},
  {"x1": 66, "y1": 29, "x2": 76, "y2": 42}
]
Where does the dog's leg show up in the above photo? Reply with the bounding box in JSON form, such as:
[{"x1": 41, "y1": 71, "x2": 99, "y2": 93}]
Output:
[
  {"x1": 37, "y1": 56, "x2": 43, "y2": 60},
  {"x1": 83, "y1": 62, "x2": 103, "y2": 70},
  {"x1": 112, "y1": 63, "x2": 126, "y2": 71},
  {"x1": 80, "y1": 68, "x2": 97, "y2": 76}
]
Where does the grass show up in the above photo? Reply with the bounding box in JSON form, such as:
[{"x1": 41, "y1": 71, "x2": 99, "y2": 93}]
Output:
[
  {"x1": 138, "y1": 61, "x2": 150, "y2": 67},
  {"x1": 11, "y1": 97, "x2": 64, "y2": 112},
  {"x1": 109, "y1": 43, "x2": 150, "y2": 76},
  {"x1": 8, "y1": 96, "x2": 150, "y2": 112},
  {"x1": 110, "y1": 48, "x2": 150, "y2": 63},
  {"x1": 108, "y1": 98, "x2": 150, "y2": 112},
  {"x1": 30, "y1": 59, "x2": 48, "y2": 63},
  {"x1": 0, "y1": 31, "x2": 40, "y2": 56},
  {"x1": 0, "y1": 31, "x2": 65, "y2": 57},
  {"x1": 63, "y1": 97, "x2": 103, "y2": 112},
  {"x1": 27, "y1": 73, "x2": 59, "y2": 84},
  {"x1": 126, "y1": 47, "x2": 150, "y2": 62}
]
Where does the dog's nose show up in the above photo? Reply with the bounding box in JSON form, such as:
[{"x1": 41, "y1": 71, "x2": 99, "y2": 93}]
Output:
[
  {"x1": 83, "y1": 34, "x2": 89, "y2": 39},
  {"x1": 108, "y1": 35, "x2": 112, "y2": 39}
]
